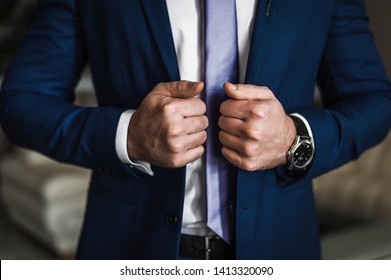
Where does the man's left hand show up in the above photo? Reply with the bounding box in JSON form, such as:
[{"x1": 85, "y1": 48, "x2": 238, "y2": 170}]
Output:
[{"x1": 219, "y1": 83, "x2": 296, "y2": 171}]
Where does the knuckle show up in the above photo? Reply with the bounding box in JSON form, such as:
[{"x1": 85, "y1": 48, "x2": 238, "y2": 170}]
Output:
[
  {"x1": 153, "y1": 82, "x2": 165, "y2": 91},
  {"x1": 219, "y1": 102, "x2": 226, "y2": 113},
  {"x1": 219, "y1": 114, "x2": 228, "y2": 124},
  {"x1": 194, "y1": 146, "x2": 205, "y2": 158},
  {"x1": 195, "y1": 101, "x2": 207, "y2": 115},
  {"x1": 249, "y1": 104, "x2": 265, "y2": 118},
  {"x1": 199, "y1": 146, "x2": 205, "y2": 156},
  {"x1": 166, "y1": 154, "x2": 184, "y2": 168},
  {"x1": 161, "y1": 102, "x2": 177, "y2": 116},
  {"x1": 174, "y1": 81, "x2": 187, "y2": 94},
  {"x1": 153, "y1": 82, "x2": 169, "y2": 94},
  {"x1": 166, "y1": 138, "x2": 183, "y2": 153},
  {"x1": 242, "y1": 160, "x2": 257, "y2": 172},
  {"x1": 174, "y1": 81, "x2": 182, "y2": 93},
  {"x1": 244, "y1": 123, "x2": 261, "y2": 139},
  {"x1": 200, "y1": 131, "x2": 208, "y2": 143},
  {"x1": 166, "y1": 159, "x2": 178, "y2": 169},
  {"x1": 202, "y1": 115, "x2": 209, "y2": 129},
  {"x1": 200, "y1": 101, "x2": 207, "y2": 113},
  {"x1": 167, "y1": 123, "x2": 182, "y2": 137},
  {"x1": 242, "y1": 142, "x2": 257, "y2": 157},
  {"x1": 218, "y1": 116, "x2": 223, "y2": 128},
  {"x1": 192, "y1": 117, "x2": 203, "y2": 131},
  {"x1": 218, "y1": 130, "x2": 225, "y2": 142},
  {"x1": 193, "y1": 116, "x2": 208, "y2": 131},
  {"x1": 261, "y1": 86, "x2": 271, "y2": 92},
  {"x1": 265, "y1": 87, "x2": 274, "y2": 95}
]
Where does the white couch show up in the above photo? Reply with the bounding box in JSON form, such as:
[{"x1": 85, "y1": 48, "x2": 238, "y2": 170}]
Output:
[
  {"x1": 314, "y1": 132, "x2": 391, "y2": 259},
  {"x1": 0, "y1": 148, "x2": 90, "y2": 257},
  {"x1": 314, "y1": 132, "x2": 391, "y2": 220}
]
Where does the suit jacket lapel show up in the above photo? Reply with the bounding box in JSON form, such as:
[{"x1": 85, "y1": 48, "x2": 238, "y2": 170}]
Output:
[{"x1": 140, "y1": 0, "x2": 180, "y2": 81}]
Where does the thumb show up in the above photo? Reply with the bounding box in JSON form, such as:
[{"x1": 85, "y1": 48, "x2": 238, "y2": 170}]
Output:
[
  {"x1": 153, "y1": 81, "x2": 204, "y2": 99},
  {"x1": 223, "y1": 82, "x2": 273, "y2": 100}
]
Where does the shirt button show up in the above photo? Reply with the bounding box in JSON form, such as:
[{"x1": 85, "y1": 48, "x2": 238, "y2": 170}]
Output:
[{"x1": 166, "y1": 213, "x2": 178, "y2": 226}]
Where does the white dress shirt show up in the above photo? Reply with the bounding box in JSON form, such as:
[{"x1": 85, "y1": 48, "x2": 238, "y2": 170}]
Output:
[{"x1": 115, "y1": 0, "x2": 313, "y2": 236}]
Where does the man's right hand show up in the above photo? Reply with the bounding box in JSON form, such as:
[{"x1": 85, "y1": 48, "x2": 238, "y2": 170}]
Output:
[{"x1": 126, "y1": 81, "x2": 208, "y2": 168}]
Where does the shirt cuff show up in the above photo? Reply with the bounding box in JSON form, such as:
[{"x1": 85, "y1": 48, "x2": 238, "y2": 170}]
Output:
[{"x1": 115, "y1": 109, "x2": 154, "y2": 176}]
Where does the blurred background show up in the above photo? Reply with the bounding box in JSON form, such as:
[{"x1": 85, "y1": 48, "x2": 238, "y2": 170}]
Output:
[{"x1": 0, "y1": 0, "x2": 390, "y2": 260}]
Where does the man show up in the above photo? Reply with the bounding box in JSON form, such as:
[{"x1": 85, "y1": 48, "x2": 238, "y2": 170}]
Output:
[{"x1": 0, "y1": 0, "x2": 390, "y2": 259}]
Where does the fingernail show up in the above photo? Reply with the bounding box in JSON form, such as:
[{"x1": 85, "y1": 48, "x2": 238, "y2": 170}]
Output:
[
  {"x1": 224, "y1": 82, "x2": 235, "y2": 90},
  {"x1": 193, "y1": 81, "x2": 201, "y2": 89},
  {"x1": 230, "y1": 83, "x2": 238, "y2": 90}
]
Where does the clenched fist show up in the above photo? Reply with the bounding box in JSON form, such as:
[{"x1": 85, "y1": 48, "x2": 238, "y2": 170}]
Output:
[
  {"x1": 127, "y1": 81, "x2": 208, "y2": 168},
  {"x1": 219, "y1": 83, "x2": 296, "y2": 171}
]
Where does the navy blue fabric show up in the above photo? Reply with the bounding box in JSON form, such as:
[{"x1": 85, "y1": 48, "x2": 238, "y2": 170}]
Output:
[{"x1": 1, "y1": 0, "x2": 390, "y2": 259}]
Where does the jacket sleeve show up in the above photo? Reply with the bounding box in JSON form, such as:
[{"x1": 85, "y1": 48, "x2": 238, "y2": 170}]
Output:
[
  {"x1": 0, "y1": 0, "x2": 137, "y2": 176},
  {"x1": 295, "y1": 0, "x2": 391, "y2": 180}
]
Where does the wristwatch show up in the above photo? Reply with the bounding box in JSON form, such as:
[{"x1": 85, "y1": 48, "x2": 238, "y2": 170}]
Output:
[{"x1": 286, "y1": 115, "x2": 315, "y2": 176}]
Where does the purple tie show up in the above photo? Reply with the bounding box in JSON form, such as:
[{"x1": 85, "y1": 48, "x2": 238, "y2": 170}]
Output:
[{"x1": 205, "y1": 0, "x2": 238, "y2": 243}]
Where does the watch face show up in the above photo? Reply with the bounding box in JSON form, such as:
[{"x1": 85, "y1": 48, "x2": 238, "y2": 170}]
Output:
[{"x1": 292, "y1": 141, "x2": 314, "y2": 168}]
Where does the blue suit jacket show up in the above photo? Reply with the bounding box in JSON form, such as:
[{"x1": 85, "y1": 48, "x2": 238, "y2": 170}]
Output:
[{"x1": 1, "y1": 0, "x2": 391, "y2": 259}]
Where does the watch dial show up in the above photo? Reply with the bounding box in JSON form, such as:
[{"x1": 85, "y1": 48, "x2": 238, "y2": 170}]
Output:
[{"x1": 293, "y1": 143, "x2": 313, "y2": 167}]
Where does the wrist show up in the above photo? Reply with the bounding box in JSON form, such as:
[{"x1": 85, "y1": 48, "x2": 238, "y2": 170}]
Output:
[
  {"x1": 115, "y1": 109, "x2": 154, "y2": 176},
  {"x1": 279, "y1": 115, "x2": 297, "y2": 166},
  {"x1": 286, "y1": 115, "x2": 297, "y2": 156},
  {"x1": 126, "y1": 110, "x2": 143, "y2": 161}
]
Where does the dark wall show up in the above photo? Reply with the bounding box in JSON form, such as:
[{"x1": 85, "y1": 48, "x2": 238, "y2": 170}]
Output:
[{"x1": 366, "y1": 0, "x2": 391, "y2": 79}]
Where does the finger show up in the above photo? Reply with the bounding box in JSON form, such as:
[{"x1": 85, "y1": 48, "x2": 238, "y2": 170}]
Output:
[
  {"x1": 184, "y1": 130, "x2": 208, "y2": 150},
  {"x1": 221, "y1": 146, "x2": 245, "y2": 169},
  {"x1": 218, "y1": 115, "x2": 245, "y2": 137},
  {"x1": 220, "y1": 99, "x2": 251, "y2": 119},
  {"x1": 221, "y1": 97, "x2": 272, "y2": 120},
  {"x1": 220, "y1": 130, "x2": 260, "y2": 157},
  {"x1": 183, "y1": 115, "x2": 209, "y2": 134},
  {"x1": 219, "y1": 130, "x2": 242, "y2": 153},
  {"x1": 167, "y1": 131, "x2": 207, "y2": 153},
  {"x1": 184, "y1": 145, "x2": 205, "y2": 164},
  {"x1": 160, "y1": 97, "x2": 206, "y2": 125},
  {"x1": 177, "y1": 97, "x2": 207, "y2": 117},
  {"x1": 221, "y1": 147, "x2": 258, "y2": 171},
  {"x1": 223, "y1": 82, "x2": 273, "y2": 100},
  {"x1": 154, "y1": 81, "x2": 204, "y2": 99},
  {"x1": 166, "y1": 145, "x2": 205, "y2": 168}
]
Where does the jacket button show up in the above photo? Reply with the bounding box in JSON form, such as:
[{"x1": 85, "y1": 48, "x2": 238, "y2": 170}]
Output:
[{"x1": 166, "y1": 213, "x2": 178, "y2": 226}]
